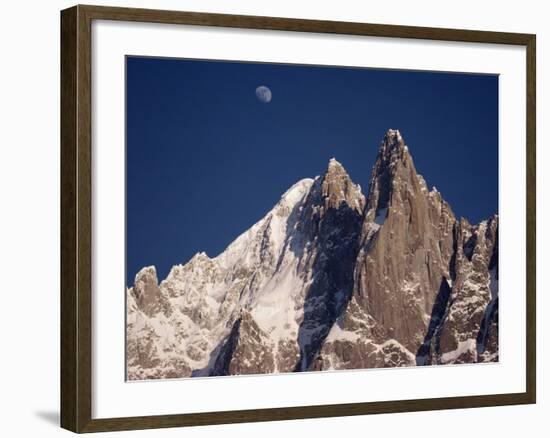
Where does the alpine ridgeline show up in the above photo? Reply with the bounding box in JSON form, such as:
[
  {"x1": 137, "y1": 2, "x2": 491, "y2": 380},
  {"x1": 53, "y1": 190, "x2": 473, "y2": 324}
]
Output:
[{"x1": 127, "y1": 129, "x2": 498, "y2": 380}]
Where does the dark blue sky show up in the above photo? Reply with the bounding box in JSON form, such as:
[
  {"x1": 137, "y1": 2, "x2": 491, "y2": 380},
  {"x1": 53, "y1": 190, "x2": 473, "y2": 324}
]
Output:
[{"x1": 126, "y1": 56, "x2": 498, "y2": 286}]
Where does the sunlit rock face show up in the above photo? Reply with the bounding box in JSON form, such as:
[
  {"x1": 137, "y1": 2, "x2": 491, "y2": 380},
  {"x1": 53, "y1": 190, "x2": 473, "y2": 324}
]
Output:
[{"x1": 126, "y1": 129, "x2": 498, "y2": 380}]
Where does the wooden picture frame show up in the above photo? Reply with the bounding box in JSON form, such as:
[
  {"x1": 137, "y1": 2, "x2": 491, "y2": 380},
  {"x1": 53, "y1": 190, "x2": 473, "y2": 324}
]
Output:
[{"x1": 61, "y1": 4, "x2": 536, "y2": 433}]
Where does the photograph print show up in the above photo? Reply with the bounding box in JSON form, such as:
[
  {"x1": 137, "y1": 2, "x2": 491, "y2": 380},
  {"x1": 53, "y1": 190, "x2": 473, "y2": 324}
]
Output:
[{"x1": 125, "y1": 57, "x2": 499, "y2": 380}]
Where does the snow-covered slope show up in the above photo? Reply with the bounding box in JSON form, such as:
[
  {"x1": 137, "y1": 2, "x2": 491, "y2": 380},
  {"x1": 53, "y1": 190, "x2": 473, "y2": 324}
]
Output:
[{"x1": 127, "y1": 129, "x2": 499, "y2": 380}]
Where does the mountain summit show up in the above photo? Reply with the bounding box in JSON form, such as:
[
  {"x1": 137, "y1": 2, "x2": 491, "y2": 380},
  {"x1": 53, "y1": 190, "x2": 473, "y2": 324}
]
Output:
[
  {"x1": 322, "y1": 157, "x2": 365, "y2": 213},
  {"x1": 127, "y1": 130, "x2": 498, "y2": 380}
]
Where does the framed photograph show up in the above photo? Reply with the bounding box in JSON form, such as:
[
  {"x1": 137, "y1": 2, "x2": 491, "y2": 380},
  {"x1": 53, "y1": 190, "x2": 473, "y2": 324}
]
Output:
[{"x1": 60, "y1": 4, "x2": 536, "y2": 433}]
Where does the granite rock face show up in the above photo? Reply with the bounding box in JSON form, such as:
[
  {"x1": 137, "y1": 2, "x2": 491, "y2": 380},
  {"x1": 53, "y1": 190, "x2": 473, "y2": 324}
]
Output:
[{"x1": 126, "y1": 129, "x2": 498, "y2": 380}]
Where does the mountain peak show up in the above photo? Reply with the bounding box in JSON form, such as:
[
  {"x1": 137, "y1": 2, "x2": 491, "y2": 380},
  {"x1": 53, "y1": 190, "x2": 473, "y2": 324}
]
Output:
[
  {"x1": 131, "y1": 265, "x2": 172, "y2": 317},
  {"x1": 190, "y1": 251, "x2": 210, "y2": 263},
  {"x1": 280, "y1": 178, "x2": 314, "y2": 205},
  {"x1": 364, "y1": 130, "x2": 418, "y2": 221},
  {"x1": 134, "y1": 265, "x2": 157, "y2": 284},
  {"x1": 379, "y1": 128, "x2": 408, "y2": 159},
  {"x1": 386, "y1": 128, "x2": 402, "y2": 140},
  {"x1": 328, "y1": 157, "x2": 343, "y2": 169},
  {"x1": 321, "y1": 157, "x2": 365, "y2": 213},
  {"x1": 324, "y1": 157, "x2": 348, "y2": 177}
]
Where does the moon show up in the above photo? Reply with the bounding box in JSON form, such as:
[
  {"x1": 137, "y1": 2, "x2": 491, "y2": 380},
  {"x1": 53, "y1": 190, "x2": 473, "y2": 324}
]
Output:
[{"x1": 255, "y1": 85, "x2": 272, "y2": 103}]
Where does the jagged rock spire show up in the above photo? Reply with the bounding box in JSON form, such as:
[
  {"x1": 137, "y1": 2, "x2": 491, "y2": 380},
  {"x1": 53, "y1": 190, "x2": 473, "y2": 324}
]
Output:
[
  {"x1": 379, "y1": 129, "x2": 407, "y2": 158},
  {"x1": 131, "y1": 266, "x2": 171, "y2": 317},
  {"x1": 321, "y1": 157, "x2": 365, "y2": 213},
  {"x1": 352, "y1": 129, "x2": 458, "y2": 353},
  {"x1": 365, "y1": 129, "x2": 417, "y2": 222}
]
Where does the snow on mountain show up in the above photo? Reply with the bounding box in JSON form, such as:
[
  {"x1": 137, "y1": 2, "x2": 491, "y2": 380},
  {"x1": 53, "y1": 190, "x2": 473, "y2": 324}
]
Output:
[{"x1": 127, "y1": 129, "x2": 499, "y2": 380}]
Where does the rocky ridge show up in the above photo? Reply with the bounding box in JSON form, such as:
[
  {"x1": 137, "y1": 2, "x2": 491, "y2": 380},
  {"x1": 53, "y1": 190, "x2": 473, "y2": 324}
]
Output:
[{"x1": 126, "y1": 129, "x2": 498, "y2": 380}]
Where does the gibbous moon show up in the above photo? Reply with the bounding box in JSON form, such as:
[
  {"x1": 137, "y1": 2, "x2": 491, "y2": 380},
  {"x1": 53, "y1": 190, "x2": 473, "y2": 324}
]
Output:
[{"x1": 255, "y1": 85, "x2": 272, "y2": 103}]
